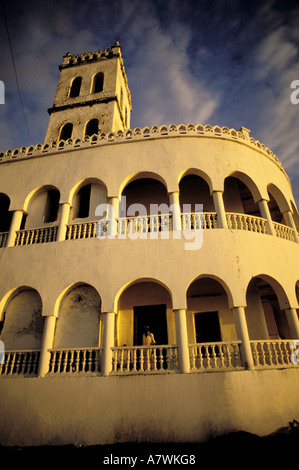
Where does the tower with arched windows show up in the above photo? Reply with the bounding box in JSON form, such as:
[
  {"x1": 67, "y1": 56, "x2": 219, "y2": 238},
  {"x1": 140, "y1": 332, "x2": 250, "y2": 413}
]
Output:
[
  {"x1": 0, "y1": 44, "x2": 299, "y2": 449},
  {"x1": 44, "y1": 42, "x2": 132, "y2": 143}
]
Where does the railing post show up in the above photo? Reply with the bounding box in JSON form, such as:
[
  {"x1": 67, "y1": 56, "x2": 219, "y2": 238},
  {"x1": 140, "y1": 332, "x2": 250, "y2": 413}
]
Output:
[
  {"x1": 38, "y1": 315, "x2": 57, "y2": 377},
  {"x1": 282, "y1": 210, "x2": 299, "y2": 243},
  {"x1": 285, "y1": 308, "x2": 299, "y2": 339},
  {"x1": 57, "y1": 203, "x2": 71, "y2": 241},
  {"x1": 174, "y1": 309, "x2": 190, "y2": 373},
  {"x1": 258, "y1": 199, "x2": 276, "y2": 236},
  {"x1": 212, "y1": 191, "x2": 227, "y2": 229},
  {"x1": 169, "y1": 191, "x2": 182, "y2": 233},
  {"x1": 101, "y1": 312, "x2": 115, "y2": 376},
  {"x1": 6, "y1": 210, "x2": 24, "y2": 247},
  {"x1": 232, "y1": 306, "x2": 254, "y2": 370}
]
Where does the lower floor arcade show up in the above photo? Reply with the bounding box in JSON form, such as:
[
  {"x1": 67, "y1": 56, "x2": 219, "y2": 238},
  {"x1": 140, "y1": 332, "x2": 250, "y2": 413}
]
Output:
[{"x1": 1, "y1": 276, "x2": 299, "y2": 377}]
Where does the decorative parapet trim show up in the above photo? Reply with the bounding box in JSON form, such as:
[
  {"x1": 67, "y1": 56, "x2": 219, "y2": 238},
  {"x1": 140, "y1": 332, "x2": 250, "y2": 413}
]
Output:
[
  {"x1": 0, "y1": 123, "x2": 287, "y2": 178},
  {"x1": 60, "y1": 42, "x2": 122, "y2": 70}
]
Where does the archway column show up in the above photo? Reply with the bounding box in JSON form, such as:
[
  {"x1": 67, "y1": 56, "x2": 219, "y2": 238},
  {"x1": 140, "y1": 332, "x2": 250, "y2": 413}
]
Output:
[
  {"x1": 169, "y1": 191, "x2": 182, "y2": 232},
  {"x1": 257, "y1": 199, "x2": 276, "y2": 236},
  {"x1": 212, "y1": 191, "x2": 227, "y2": 229},
  {"x1": 174, "y1": 309, "x2": 190, "y2": 373},
  {"x1": 285, "y1": 308, "x2": 299, "y2": 339},
  {"x1": 282, "y1": 210, "x2": 299, "y2": 243},
  {"x1": 107, "y1": 197, "x2": 119, "y2": 238},
  {"x1": 6, "y1": 209, "x2": 24, "y2": 247},
  {"x1": 38, "y1": 314, "x2": 57, "y2": 377},
  {"x1": 101, "y1": 312, "x2": 116, "y2": 376},
  {"x1": 232, "y1": 306, "x2": 254, "y2": 370},
  {"x1": 56, "y1": 203, "x2": 71, "y2": 241}
]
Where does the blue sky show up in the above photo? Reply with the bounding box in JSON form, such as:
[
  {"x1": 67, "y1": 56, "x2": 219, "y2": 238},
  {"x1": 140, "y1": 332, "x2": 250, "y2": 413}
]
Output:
[{"x1": 0, "y1": 0, "x2": 299, "y2": 204}]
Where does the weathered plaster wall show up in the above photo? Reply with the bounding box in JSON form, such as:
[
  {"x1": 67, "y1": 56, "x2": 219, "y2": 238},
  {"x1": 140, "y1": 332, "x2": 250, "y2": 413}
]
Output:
[
  {"x1": 0, "y1": 369, "x2": 299, "y2": 446},
  {"x1": 0, "y1": 289, "x2": 43, "y2": 349}
]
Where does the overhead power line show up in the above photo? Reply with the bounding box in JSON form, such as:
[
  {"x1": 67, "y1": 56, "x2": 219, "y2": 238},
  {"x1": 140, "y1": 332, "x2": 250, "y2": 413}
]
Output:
[{"x1": 1, "y1": 0, "x2": 32, "y2": 139}]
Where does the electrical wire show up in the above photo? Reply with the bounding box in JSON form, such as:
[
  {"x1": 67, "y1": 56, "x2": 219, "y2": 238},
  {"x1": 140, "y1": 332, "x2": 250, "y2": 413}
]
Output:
[{"x1": 1, "y1": 0, "x2": 32, "y2": 139}]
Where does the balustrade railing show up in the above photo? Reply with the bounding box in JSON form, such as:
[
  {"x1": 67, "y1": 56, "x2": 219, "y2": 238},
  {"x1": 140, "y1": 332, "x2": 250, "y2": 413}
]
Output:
[
  {"x1": 0, "y1": 349, "x2": 40, "y2": 376},
  {"x1": 66, "y1": 221, "x2": 100, "y2": 240},
  {"x1": 273, "y1": 222, "x2": 296, "y2": 242},
  {"x1": 111, "y1": 345, "x2": 178, "y2": 374},
  {"x1": 0, "y1": 231, "x2": 8, "y2": 247},
  {"x1": 48, "y1": 347, "x2": 103, "y2": 374},
  {"x1": 250, "y1": 340, "x2": 297, "y2": 368},
  {"x1": 189, "y1": 341, "x2": 242, "y2": 371},
  {"x1": 181, "y1": 212, "x2": 218, "y2": 230},
  {"x1": 4, "y1": 213, "x2": 298, "y2": 247},
  {"x1": 15, "y1": 226, "x2": 58, "y2": 245},
  {"x1": 226, "y1": 213, "x2": 268, "y2": 233},
  {"x1": 118, "y1": 215, "x2": 172, "y2": 237}
]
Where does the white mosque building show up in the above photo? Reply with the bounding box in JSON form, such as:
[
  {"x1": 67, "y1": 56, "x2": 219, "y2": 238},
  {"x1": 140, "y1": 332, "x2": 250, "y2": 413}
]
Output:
[{"x1": 0, "y1": 43, "x2": 299, "y2": 447}]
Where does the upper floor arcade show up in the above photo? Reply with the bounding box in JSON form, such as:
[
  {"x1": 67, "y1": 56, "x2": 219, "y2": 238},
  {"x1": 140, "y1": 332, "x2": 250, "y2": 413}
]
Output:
[{"x1": 0, "y1": 162, "x2": 298, "y2": 248}]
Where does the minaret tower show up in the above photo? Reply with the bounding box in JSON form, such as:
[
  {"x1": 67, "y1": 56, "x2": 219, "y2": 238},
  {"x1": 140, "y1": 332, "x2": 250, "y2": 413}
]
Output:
[{"x1": 44, "y1": 42, "x2": 132, "y2": 143}]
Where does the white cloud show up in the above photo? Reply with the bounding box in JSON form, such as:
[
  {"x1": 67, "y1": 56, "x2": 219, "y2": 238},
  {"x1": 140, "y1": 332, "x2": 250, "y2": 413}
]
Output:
[
  {"x1": 126, "y1": 14, "x2": 219, "y2": 128},
  {"x1": 253, "y1": 24, "x2": 299, "y2": 205}
]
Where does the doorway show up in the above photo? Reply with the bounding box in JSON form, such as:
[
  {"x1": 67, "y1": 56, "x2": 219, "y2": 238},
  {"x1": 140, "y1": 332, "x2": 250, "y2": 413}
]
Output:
[
  {"x1": 133, "y1": 304, "x2": 168, "y2": 346},
  {"x1": 194, "y1": 311, "x2": 221, "y2": 343}
]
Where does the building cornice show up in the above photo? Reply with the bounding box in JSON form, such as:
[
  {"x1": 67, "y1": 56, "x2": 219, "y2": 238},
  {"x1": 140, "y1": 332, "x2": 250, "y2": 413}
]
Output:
[
  {"x1": 0, "y1": 123, "x2": 288, "y2": 183},
  {"x1": 47, "y1": 96, "x2": 118, "y2": 115}
]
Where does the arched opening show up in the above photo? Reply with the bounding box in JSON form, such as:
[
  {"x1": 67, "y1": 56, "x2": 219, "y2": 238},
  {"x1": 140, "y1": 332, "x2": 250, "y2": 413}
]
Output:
[
  {"x1": 71, "y1": 180, "x2": 107, "y2": 221},
  {"x1": 246, "y1": 277, "x2": 290, "y2": 340},
  {"x1": 73, "y1": 184, "x2": 91, "y2": 219},
  {"x1": 25, "y1": 186, "x2": 60, "y2": 228},
  {"x1": 120, "y1": 177, "x2": 169, "y2": 217},
  {"x1": 43, "y1": 189, "x2": 60, "y2": 223},
  {"x1": 267, "y1": 193, "x2": 284, "y2": 224},
  {"x1": 116, "y1": 280, "x2": 175, "y2": 372},
  {"x1": 119, "y1": 175, "x2": 170, "y2": 236},
  {"x1": 179, "y1": 174, "x2": 214, "y2": 213},
  {"x1": 267, "y1": 184, "x2": 291, "y2": 225},
  {"x1": 54, "y1": 283, "x2": 101, "y2": 349},
  {"x1": 91, "y1": 72, "x2": 104, "y2": 94},
  {"x1": 186, "y1": 276, "x2": 239, "y2": 370},
  {"x1": 0, "y1": 193, "x2": 12, "y2": 233},
  {"x1": 187, "y1": 276, "x2": 235, "y2": 344},
  {"x1": 223, "y1": 176, "x2": 262, "y2": 217},
  {"x1": 69, "y1": 76, "x2": 82, "y2": 98},
  {"x1": 59, "y1": 123, "x2": 73, "y2": 141},
  {"x1": 291, "y1": 201, "x2": 299, "y2": 230},
  {"x1": 118, "y1": 280, "x2": 173, "y2": 347},
  {"x1": 0, "y1": 287, "x2": 44, "y2": 350},
  {"x1": 85, "y1": 119, "x2": 99, "y2": 137}
]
